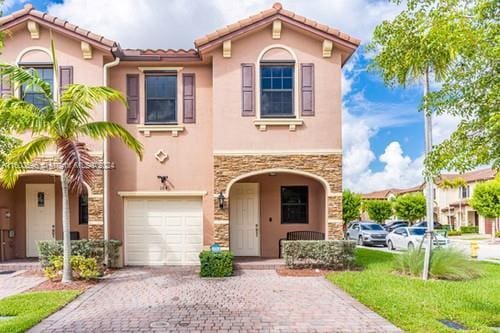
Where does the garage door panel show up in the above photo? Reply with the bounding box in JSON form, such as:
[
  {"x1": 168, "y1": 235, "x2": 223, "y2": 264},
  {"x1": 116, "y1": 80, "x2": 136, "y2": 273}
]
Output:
[{"x1": 125, "y1": 197, "x2": 203, "y2": 266}]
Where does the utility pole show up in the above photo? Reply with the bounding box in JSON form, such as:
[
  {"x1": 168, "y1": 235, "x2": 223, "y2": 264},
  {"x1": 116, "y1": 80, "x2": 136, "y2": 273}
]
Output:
[{"x1": 422, "y1": 66, "x2": 434, "y2": 280}]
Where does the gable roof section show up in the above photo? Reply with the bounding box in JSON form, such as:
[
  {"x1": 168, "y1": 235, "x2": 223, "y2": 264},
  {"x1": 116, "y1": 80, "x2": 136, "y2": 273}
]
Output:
[
  {"x1": 0, "y1": 4, "x2": 117, "y2": 52},
  {"x1": 437, "y1": 168, "x2": 496, "y2": 184},
  {"x1": 194, "y1": 2, "x2": 360, "y2": 64}
]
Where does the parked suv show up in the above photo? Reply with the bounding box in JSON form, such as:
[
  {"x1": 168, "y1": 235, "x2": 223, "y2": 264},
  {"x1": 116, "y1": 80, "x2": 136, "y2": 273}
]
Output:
[
  {"x1": 346, "y1": 222, "x2": 388, "y2": 246},
  {"x1": 412, "y1": 221, "x2": 445, "y2": 229}
]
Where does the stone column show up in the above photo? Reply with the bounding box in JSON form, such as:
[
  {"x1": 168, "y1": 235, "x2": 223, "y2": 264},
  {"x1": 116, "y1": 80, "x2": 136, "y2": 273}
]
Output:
[
  {"x1": 88, "y1": 164, "x2": 104, "y2": 240},
  {"x1": 327, "y1": 194, "x2": 344, "y2": 240},
  {"x1": 213, "y1": 196, "x2": 229, "y2": 247}
]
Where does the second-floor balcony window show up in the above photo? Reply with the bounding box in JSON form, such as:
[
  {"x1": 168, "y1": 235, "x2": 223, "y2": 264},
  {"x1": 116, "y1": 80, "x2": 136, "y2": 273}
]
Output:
[
  {"x1": 21, "y1": 66, "x2": 53, "y2": 109},
  {"x1": 260, "y1": 64, "x2": 294, "y2": 118},
  {"x1": 145, "y1": 74, "x2": 177, "y2": 124},
  {"x1": 460, "y1": 185, "x2": 470, "y2": 199}
]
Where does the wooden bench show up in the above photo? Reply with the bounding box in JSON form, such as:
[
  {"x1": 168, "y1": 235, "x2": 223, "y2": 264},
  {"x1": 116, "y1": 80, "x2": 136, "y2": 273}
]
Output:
[{"x1": 279, "y1": 231, "x2": 325, "y2": 258}]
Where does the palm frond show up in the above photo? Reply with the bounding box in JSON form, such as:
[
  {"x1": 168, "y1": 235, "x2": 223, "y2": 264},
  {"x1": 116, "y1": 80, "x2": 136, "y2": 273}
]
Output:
[
  {"x1": 56, "y1": 138, "x2": 94, "y2": 194},
  {"x1": 0, "y1": 64, "x2": 52, "y2": 100},
  {"x1": 78, "y1": 121, "x2": 144, "y2": 160},
  {"x1": 0, "y1": 136, "x2": 52, "y2": 188},
  {"x1": 0, "y1": 97, "x2": 50, "y2": 133}
]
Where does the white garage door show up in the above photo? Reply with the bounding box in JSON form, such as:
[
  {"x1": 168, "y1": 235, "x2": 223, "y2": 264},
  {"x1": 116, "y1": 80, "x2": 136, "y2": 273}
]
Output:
[{"x1": 124, "y1": 197, "x2": 203, "y2": 265}]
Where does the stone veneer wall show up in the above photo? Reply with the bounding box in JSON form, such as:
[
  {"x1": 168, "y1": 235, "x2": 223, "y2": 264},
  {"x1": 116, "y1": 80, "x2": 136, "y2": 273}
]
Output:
[
  {"x1": 31, "y1": 154, "x2": 104, "y2": 240},
  {"x1": 213, "y1": 154, "x2": 343, "y2": 247}
]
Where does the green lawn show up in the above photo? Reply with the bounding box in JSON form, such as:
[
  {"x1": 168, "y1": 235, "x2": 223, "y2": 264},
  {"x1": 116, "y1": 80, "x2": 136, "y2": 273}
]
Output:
[
  {"x1": 327, "y1": 248, "x2": 500, "y2": 333},
  {"x1": 0, "y1": 291, "x2": 80, "y2": 333}
]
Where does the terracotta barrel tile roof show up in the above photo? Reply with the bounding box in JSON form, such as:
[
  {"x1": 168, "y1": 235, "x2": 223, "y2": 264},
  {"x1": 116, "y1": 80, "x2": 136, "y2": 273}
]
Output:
[
  {"x1": 194, "y1": 2, "x2": 361, "y2": 48},
  {"x1": 0, "y1": 3, "x2": 117, "y2": 50}
]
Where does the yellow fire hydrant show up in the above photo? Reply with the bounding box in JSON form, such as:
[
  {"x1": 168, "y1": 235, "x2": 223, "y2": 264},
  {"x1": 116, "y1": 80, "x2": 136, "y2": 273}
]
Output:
[{"x1": 470, "y1": 241, "x2": 479, "y2": 259}]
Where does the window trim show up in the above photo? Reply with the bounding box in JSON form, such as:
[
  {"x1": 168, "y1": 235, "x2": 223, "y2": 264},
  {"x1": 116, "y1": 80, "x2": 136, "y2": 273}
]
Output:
[
  {"x1": 255, "y1": 44, "x2": 300, "y2": 121},
  {"x1": 259, "y1": 62, "x2": 295, "y2": 118},
  {"x1": 144, "y1": 72, "x2": 178, "y2": 125},
  {"x1": 280, "y1": 185, "x2": 309, "y2": 224}
]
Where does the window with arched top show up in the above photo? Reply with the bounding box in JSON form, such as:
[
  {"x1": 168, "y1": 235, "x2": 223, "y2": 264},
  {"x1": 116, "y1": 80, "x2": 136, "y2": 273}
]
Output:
[
  {"x1": 257, "y1": 45, "x2": 298, "y2": 118},
  {"x1": 16, "y1": 47, "x2": 55, "y2": 109}
]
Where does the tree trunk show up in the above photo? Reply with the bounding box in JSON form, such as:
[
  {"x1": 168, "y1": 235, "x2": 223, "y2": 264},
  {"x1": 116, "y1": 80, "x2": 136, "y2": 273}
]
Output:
[
  {"x1": 422, "y1": 67, "x2": 434, "y2": 281},
  {"x1": 61, "y1": 173, "x2": 72, "y2": 283},
  {"x1": 492, "y1": 217, "x2": 498, "y2": 243}
]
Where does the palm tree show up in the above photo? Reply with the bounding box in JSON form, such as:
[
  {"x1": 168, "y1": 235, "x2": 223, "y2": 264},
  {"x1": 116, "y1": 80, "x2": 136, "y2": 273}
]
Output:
[{"x1": 0, "y1": 49, "x2": 143, "y2": 282}]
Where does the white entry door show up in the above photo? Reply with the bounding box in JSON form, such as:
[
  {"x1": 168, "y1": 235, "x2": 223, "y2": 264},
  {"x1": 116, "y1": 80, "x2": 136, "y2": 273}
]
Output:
[
  {"x1": 26, "y1": 184, "x2": 55, "y2": 257},
  {"x1": 230, "y1": 183, "x2": 260, "y2": 256}
]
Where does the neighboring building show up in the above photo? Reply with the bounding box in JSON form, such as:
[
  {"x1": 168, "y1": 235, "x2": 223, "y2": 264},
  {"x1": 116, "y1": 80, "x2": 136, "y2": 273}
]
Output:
[
  {"x1": 360, "y1": 168, "x2": 497, "y2": 234},
  {"x1": 435, "y1": 168, "x2": 497, "y2": 234},
  {"x1": 0, "y1": 3, "x2": 359, "y2": 263}
]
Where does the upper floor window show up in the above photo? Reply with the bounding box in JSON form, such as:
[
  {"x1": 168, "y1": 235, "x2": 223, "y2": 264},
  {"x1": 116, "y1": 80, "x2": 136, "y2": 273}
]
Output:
[
  {"x1": 145, "y1": 74, "x2": 177, "y2": 124},
  {"x1": 21, "y1": 66, "x2": 53, "y2": 109},
  {"x1": 260, "y1": 63, "x2": 294, "y2": 118},
  {"x1": 460, "y1": 185, "x2": 470, "y2": 199}
]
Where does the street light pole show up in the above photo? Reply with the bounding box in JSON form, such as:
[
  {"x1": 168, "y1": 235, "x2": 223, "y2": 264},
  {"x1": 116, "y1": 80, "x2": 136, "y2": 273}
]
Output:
[{"x1": 422, "y1": 66, "x2": 434, "y2": 280}]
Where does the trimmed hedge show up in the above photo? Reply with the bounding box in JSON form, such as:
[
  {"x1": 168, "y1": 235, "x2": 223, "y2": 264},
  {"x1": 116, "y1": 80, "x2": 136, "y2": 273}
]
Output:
[
  {"x1": 460, "y1": 226, "x2": 479, "y2": 234},
  {"x1": 448, "y1": 230, "x2": 462, "y2": 236},
  {"x1": 37, "y1": 240, "x2": 122, "y2": 268},
  {"x1": 199, "y1": 250, "x2": 234, "y2": 277},
  {"x1": 283, "y1": 240, "x2": 356, "y2": 270}
]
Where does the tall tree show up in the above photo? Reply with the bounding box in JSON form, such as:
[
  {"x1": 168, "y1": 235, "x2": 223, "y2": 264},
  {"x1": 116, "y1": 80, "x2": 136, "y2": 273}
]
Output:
[
  {"x1": 343, "y1": 189, "x2": 362, "y2": 225},
  {"x1": 368, "y1": 0, "x2": 472, "y2": 280},
  {"x1": 470, "y1": 177, "x2": 500, "y2": 243},
  {"x1": 424, "y1": 0, "x2": 499, "y2": 174},
  {"x1": 364, "y1": 200, "x2": 393, "y2": 224},
  {"x1": 393, "y1": 193, "x2": 426, "y2": 224},
  {"x1": 0, "y1": 45, "x2": 144, "y2": 282}
]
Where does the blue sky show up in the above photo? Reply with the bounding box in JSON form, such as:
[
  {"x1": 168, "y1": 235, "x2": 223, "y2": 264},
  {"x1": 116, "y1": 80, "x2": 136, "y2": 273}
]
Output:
[{"x1": 2, "y1": 0, "x2": 460, "y2": 192}]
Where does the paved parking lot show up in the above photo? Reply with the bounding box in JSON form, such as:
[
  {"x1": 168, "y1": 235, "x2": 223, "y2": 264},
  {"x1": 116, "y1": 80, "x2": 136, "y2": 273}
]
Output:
[{"x1": 30, "y1": 267, "x2": 400, "y2": 333}]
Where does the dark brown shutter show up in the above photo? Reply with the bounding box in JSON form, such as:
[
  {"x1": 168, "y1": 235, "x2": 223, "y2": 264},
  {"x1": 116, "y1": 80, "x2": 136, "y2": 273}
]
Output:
[
  {"x1": 241, "y1": 63, "x2": 255, "y2": 116},
  {"x1": 126, "y1": 74, "x2": 140, "y2": 124},
  {"x1": 300, "y1": 63, "x2": 314, "y2": 116},
  {"x1": 59, "y1": 66, "x2": 73, "y2": 93},
  {"x1": 183, "y1": 73, "x2": 196, "y2": 123},
  {"x1": 0, "y1": 74, "x2": 12, "y2": 97}
]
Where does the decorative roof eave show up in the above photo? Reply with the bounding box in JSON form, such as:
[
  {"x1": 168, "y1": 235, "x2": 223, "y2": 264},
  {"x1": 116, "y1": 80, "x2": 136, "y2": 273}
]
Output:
[
  {"x1": 116, "y1": 48, "x2": 202, "y2": 62},
  {"x1": 0, "y1": 5, "x2": 117, "y2": 53},
  {"x1": 197, "y1": 14, "x2": 359, "y2": 50}
]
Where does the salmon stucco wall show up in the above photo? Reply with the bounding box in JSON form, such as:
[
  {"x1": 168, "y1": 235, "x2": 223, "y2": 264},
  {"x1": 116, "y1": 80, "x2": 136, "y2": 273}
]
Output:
[
  {"x1": 107, "y1": 63, "x2": 214, "y2": 245},
  {"x1": 211, "y1": 25, "x2": 342, "y2": 152}
]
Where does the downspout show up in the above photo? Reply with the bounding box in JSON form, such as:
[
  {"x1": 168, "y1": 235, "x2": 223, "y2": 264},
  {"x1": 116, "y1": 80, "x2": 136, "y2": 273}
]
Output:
[{"x1": 103, "y1": 56, "x2": 120, "y2": 249}]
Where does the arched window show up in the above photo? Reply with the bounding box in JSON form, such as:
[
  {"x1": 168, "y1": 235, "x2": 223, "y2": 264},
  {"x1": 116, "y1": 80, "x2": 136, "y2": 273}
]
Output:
[
  {"x1": 257, "y1": 45, "x2": 298, "y2": 118},
  {"x1": 16, "y1": 47, "x2": 55, "y2": 108}
]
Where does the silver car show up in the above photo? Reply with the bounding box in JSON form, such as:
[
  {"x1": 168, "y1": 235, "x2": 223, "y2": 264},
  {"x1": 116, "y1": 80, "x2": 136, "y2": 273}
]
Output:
[{"x1": 346, "y1": 222, "x2": 388, "y2": 246}]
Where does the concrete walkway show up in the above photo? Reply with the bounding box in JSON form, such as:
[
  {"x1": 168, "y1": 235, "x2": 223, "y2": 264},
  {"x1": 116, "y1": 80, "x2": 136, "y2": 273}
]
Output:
[
  {"x1": 30, "y1": 267, "x2": 401, "y2": 333},
  {"x1": 0, "y1": 271, "x2": 46, "y2": 299}
]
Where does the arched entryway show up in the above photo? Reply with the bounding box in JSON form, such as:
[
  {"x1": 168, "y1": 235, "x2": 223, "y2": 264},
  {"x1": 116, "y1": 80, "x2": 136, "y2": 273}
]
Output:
[{"x1": 227, "y1": 169, "x2": 327, "y2": 258}]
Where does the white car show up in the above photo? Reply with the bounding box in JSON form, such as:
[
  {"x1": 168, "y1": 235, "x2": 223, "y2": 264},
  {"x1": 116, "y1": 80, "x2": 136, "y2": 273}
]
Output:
[{"x1": 386, "y1": 227, "x2": 449, "y2": 251}]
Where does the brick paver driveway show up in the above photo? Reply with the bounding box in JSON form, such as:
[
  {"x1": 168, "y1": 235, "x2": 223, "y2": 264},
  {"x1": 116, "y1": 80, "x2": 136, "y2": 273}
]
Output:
[{"x1": 30, "y1": 268, "x2": 400, "y2": 333}]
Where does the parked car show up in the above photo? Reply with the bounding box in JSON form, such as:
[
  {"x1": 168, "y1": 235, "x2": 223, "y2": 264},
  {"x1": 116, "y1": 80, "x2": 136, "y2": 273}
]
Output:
[
  {"x1": 384, "y1": 220, "x2": 408, "y2": 232},
  {"x1": 412, "y1": 221, "x2": 445, "y2": 229},
  {"x1": 346, "y1": 222, "x2": 388, "y2": 246},
  {"x1": 386, "y1": 227, "x2": 449, "y2": 251}
]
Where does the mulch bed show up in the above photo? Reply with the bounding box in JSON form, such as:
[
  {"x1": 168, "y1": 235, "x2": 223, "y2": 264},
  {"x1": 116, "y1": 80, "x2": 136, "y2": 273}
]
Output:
[
  {"x1": 276, "y1": 267, "x2": 332, "y2": 277},
  {"x1": 29, "y1": 279, "x2": 98, "y2": 292}
]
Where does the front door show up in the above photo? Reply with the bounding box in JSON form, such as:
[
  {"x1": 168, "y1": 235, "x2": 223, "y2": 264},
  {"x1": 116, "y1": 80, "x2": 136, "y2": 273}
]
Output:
[
  {"x1": 230, "y1": 183, "x2": 260, "y2": 256},
  {"x1": 26, "y1": 184, "x2": 55, "y2": 257}
]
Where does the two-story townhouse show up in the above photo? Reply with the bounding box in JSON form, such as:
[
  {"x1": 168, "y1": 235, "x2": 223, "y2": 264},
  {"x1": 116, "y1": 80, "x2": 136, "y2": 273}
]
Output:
[{"x1": 0, "y1": 3, "x2": 359, "y2": 264}]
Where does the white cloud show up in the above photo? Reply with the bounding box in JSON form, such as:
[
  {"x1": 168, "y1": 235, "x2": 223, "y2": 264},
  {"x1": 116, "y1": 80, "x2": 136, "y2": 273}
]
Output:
[
  {"x1": 46, "y1": 0, "x2": 403, "y2": 49},
  {"x1": 432, "y1": 113, "x2": 461, "y2": 144}
]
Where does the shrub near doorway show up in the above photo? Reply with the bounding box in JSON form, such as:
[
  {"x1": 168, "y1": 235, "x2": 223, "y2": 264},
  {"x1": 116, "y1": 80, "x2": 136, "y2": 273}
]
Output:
[
  {"x1": 199, "y1": 251, "x2": 234, "y2": 277},
  {"x1": 282, "y1": 240, "x2": 356, "y2": 269}
]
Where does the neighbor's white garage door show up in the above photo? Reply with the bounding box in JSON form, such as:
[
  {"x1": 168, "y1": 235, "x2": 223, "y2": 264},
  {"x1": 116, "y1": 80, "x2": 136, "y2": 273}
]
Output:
[{"x1": 124, "y1": 197, "x2": 203, "y2": 265}]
